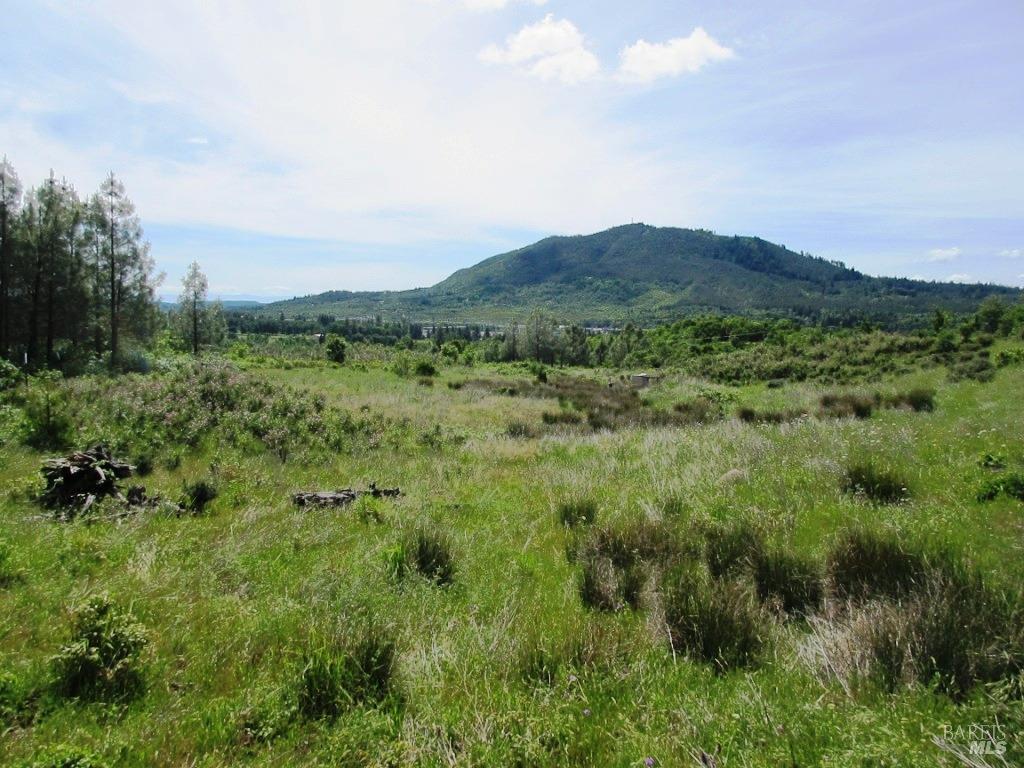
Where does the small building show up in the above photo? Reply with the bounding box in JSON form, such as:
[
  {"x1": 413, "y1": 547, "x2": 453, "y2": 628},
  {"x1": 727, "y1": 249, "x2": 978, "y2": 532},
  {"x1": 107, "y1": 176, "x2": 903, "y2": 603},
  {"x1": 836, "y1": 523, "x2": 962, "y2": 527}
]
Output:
[{"x1": 630, "y1": 373, "x2": 661, "y2": 388}]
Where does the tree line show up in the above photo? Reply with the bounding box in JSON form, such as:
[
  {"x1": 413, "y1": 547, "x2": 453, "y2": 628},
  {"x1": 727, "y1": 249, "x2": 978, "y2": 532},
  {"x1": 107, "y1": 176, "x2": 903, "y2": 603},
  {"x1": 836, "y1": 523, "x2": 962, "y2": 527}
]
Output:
[{"x1": 0, "y1": 157, "x2": 159, "y2": 371}]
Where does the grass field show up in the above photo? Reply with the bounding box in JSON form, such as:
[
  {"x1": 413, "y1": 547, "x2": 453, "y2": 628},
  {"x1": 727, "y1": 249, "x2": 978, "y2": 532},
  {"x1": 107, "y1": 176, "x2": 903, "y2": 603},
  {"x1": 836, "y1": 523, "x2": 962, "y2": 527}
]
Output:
[{"x1": 1, "y1": 357, "x2": 1022, "y2": 766}]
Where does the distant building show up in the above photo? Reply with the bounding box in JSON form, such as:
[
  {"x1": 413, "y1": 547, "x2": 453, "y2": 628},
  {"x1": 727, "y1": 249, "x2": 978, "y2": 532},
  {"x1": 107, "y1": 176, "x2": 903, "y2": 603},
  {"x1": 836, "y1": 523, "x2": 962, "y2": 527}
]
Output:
[{"x1": 630, "y1": 373, "x2": 661, "y2": 388}]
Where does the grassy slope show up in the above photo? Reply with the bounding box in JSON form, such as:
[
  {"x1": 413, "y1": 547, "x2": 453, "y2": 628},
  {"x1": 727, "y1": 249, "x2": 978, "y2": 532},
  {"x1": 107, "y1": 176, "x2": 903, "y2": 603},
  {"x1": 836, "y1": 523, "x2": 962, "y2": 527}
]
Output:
[{"x1": 1, "y1": 364, "x2": 1023, "y2": 765}]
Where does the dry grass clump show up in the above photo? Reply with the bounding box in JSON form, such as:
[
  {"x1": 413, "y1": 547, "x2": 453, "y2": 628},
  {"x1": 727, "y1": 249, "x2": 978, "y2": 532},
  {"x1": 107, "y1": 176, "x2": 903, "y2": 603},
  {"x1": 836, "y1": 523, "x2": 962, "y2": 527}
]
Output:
[
  {"x1": 385, "y1": 524, "x2": 457, "y2": 587},
  {"x1": 753, "y1": 547, "x2": 824, "y2": 616},
  {"x1": 827, "y1": 528, "x2": 927, "y2": 600},
  {"x1": 702, "y1": 517, "x2": 766, "y2": 579},
  {"x1": 807, "y1": 528, "x2": 1024, "y2": 699},
  {"x1": 557, "y1": 498, "x2": 597, "y2": 528},
  {"x1": 818, "y1": 392, "x2": 876, "y2": 420},
  {"x1": 842, "y1": 460, "x2": 911, "y2": 505},
  {"x1": 575, "y1": 518, "x2": 688, "y2": 611},
  {"x1": 662, "y1": 561, "x2": 769, "y2": 671}
]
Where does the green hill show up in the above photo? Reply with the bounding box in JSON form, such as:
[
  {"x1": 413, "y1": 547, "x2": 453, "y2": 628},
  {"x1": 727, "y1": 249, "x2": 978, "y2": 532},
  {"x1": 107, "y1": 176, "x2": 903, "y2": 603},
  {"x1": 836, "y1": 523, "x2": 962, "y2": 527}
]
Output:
[{"x1": 265, "y1": 224, "x2": 1019, "y2": 325}]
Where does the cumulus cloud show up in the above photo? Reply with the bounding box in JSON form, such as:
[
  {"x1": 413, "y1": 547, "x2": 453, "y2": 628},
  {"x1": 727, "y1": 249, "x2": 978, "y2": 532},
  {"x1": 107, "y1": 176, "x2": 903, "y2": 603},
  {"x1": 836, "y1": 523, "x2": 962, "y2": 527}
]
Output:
[
  {"x1": 999, "y1": 248, "x2": 1022, "y2": 258},
  {"x1": 926, "y1": 246, "x2": 961, "y2": 262},
  {"x1": 947, "y1": 273, "x2": 973, "y2": 283},
  {"x1": 480, "y1": 14, "x2": 600, "y2": 84},
  {"x1": 617, "y1": 27, "x2": 734, "y2": 83}
]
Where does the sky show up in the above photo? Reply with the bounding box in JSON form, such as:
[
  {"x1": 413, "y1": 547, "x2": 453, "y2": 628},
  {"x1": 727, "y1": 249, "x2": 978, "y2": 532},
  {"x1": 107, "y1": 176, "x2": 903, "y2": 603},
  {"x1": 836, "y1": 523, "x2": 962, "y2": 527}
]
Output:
[{"x1": 2, "y1": 0, "x2": 1023, "y2": 300}]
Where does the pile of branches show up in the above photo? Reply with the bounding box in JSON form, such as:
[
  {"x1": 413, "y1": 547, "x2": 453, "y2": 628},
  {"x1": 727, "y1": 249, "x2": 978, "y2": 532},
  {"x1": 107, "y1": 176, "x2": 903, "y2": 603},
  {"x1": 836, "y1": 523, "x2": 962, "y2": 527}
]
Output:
[
  {"x1": 40, "y1": 445, "x2": 136, "y2": 512},
  {"x1": 39, "y1": 445, "x2": 178, "y2": 518}
]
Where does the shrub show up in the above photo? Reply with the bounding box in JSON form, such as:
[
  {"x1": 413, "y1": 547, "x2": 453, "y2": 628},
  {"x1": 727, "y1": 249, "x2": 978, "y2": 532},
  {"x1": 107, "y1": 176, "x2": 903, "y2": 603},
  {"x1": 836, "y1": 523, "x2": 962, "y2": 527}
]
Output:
[
  {"x1": 180, "y1": 478, "x2": 218, "y2": 514},
  {"x1": 297, "y1": 627, "x2": 398, "y2": 720},
  {"x1": 390, "y1": 525, "x2": 456, "y2": 586},
  {"x1": 542, "y1": 410, "x2": 583, "y2": 425},
  {"x1": 843, "y1": 460, "x2": 910, "y2": 504},
  {"x1": 50, "y1": 595, "x2": 148, "y2": 701},
  {"x1": 819, "y1": 392, "x2": 875, "y2": 420},
  {"x1": 413, "y1": 360, "x2": 437, "y2": 378},
  {"x1": 0, "y1": 359, "x2": 21, "y2": 392},
  {"x1": 23, "y1": 372, "x2": 74, "y2": 450},
  {"x1": 662, "y1": 562, "x2": 768, "y2": 671},
  {"x1": 885, "y1": 387, "x2": 936, "y2": 413},
  {"x1": 673, "y1": 396, "x2": 721, "y2": 423},
  {"x1": 827, "y1": 528, "x2": 928, "y2": 600},
  {"x1": 977, "y1": 473, "x2": 1024, "y2": 502},
  {"x1": 703, "y1": 518, "x2": 765, "y2": 579},
  {"x1": 325, "y1": 335, "x2": 347, "y2": 364},
  {"x1": 753, "y1": 548, "x2": 824, "y2": 616},
  {"x1": 133, "y1": 453, "x2": 154, "y2": 477},
  {"x1": 506, "y1": 421, "x2": 537, "y2": 439},
  {"x1": 558, "y1": 498, "x2": 597, "y2": 528}
]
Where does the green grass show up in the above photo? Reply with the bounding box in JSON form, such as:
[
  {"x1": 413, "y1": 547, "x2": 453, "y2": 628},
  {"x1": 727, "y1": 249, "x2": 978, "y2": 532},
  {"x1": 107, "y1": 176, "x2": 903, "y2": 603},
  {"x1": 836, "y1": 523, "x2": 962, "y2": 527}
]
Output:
[{"x1": 1, "y1": 357, "x2": 1023, "y2": 765}]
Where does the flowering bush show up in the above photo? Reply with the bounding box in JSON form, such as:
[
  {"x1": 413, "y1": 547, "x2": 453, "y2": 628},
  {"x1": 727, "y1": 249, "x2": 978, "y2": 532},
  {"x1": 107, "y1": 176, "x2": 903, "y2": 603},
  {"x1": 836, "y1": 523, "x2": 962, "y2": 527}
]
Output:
[{"x1": 64, "y1": 362, "x2": 396, "y2": 461}]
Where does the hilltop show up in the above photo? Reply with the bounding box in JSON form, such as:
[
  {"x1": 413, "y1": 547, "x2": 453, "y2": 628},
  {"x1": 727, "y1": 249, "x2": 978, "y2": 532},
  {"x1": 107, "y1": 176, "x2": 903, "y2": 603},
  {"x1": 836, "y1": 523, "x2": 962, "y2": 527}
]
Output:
[{"x1": 264, "y1": 225, "x2": 1018, "y2": 324}]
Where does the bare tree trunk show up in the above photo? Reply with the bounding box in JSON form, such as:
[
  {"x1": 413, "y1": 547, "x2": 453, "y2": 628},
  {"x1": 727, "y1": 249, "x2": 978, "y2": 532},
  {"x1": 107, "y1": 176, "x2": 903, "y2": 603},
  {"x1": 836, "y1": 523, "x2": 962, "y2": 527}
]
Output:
[
  {"x1": 0, "y1": 177, "x2": 7, "y2": 358},
  {"x1": 45, "y1": 236, "x2": 56, "y2": 365},
  {"x1": 192, "y1": 294, "x2": 199, "y2": 354},
  {"x1": 108, "y1": 181, "x2": 118, "y2": 366}
]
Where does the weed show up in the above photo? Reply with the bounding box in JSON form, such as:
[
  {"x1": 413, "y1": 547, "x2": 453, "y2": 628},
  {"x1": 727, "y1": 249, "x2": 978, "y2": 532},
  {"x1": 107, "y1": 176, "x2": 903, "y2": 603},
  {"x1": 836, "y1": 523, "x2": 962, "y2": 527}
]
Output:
[
  {"x1": 297, "y1": 626, "x2": 398, "y2": 720},
  {"x1": 819, "y1": 392, "x2": 875, "y2": 420},
  {"x1": 843, "y1": 460, "x2": 911, "y2": 504},
  {"x1": 977, "y1": 472, "x2": 1024, "y2": 502},
  {"x1": 827, "y1": 528, "x2": 928, "y2": 600},
  {"x1": 390, "y1": 525, "x2": 456, "y2": 586},
  {"x1": 506, "y1": 421, "x2": 537, "y2": 439},
  {"x1": 884, "y1": 387, "x2": 936, "y2": 412},
  {"x1": 558, "y1": 498, "x2": 597, "y2": 528},
  {"x1": 180, "y1": 478, "x2": 218, "y2": 514},
  {"x1": 50, "y1": 595, "x2": 148, "y2": 701},
  {"x1": 753, "y1": 548, "x2": 824, "y2": 616},
  {"x1": 662, "y1": 561, "x2": 768, "y2": 671},
  {"x1": 703, "y1": 518, "x2": 766, "y2": 579}
]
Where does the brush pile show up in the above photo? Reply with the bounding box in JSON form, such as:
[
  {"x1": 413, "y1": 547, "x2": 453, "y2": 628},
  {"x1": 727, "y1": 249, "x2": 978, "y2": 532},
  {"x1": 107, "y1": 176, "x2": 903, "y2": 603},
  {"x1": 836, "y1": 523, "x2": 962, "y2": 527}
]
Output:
[{"x1": 40, "y1": 445, "x2": 136, "y2": 512}]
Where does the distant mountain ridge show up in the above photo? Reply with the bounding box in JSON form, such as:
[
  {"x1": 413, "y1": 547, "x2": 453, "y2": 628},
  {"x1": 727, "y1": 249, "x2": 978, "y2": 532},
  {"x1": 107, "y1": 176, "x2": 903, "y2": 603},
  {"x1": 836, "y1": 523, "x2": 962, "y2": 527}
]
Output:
[{"x1": 264, "y1": 224, "x2": 1019, "y2": 324}]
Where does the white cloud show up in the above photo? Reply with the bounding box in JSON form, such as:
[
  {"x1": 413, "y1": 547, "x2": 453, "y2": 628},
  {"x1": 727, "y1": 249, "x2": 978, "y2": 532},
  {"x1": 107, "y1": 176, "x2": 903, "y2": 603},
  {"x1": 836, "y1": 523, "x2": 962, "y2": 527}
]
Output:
[
  {"x1": 480, "y1": 14, "x2": 600, "y2": 84},
  {"x1": 461, "y1": 0, "x2": 547, "y2": 10},
  {"x1": 999, "y1": 248, "x2": 1022, "y2": 258},
  {"x1": 186, "y1": 136, "x2": 209, "y2": 145},
  {"x1": 947, "y1": 273, "x2": 973, "y2": 283},
  {"x1": 926, "y1": 246, "x2": 961, "y2": 262},
  {"x1": 617, "y1": 27, "x2": 734, "y2": 83}
]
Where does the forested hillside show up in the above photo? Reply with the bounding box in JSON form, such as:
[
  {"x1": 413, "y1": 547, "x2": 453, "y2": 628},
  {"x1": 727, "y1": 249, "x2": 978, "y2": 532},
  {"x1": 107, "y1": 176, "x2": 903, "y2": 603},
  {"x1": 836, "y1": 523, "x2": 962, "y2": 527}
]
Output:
[{"x1": 267, "y1": 225, "x2": 1019, "y2": 325}]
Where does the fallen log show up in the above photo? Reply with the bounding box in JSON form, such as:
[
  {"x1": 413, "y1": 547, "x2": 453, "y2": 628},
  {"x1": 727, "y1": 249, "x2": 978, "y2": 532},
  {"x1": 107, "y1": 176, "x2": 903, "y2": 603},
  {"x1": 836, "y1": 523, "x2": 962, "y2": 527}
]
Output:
[{"x1": 292, "y1": 485, "x2": 401, "y2": 508}]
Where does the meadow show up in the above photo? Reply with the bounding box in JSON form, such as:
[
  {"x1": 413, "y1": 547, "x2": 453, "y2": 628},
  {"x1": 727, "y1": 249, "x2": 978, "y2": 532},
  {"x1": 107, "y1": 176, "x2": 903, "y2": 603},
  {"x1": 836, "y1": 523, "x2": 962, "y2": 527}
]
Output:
[{"x1": 0, "y1": 341, "x2": 1022, "y2": 767}]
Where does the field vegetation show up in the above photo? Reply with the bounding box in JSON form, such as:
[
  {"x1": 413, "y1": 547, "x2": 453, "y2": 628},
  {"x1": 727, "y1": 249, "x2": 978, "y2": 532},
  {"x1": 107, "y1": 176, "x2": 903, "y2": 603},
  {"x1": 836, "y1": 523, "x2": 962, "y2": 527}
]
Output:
[{"x1": 1, "y1": 297, "x2": 1023, "y2": 766}]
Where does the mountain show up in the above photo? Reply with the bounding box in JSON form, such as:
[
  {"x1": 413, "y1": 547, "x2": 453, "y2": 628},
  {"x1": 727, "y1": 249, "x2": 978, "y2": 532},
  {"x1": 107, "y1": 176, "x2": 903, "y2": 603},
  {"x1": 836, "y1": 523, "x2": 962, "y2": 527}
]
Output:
[{"x1": 262, "y1": 225, "x2": 1019, "y2": 325}]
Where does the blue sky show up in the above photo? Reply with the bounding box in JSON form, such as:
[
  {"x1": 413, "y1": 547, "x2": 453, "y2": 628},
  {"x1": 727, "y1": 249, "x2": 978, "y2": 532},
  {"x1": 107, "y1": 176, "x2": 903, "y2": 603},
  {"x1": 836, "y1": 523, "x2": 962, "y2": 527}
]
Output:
[{"x1": 2, "y1": 0, "x2": 1022, "y2": 300}]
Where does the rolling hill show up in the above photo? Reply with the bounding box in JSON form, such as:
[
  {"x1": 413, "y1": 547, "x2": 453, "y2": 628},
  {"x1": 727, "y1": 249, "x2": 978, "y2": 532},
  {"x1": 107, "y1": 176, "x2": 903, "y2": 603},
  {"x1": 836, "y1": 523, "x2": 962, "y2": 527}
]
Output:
[{"x1": 262, "y1": 224, "x2": 1019, "y2": 325}]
